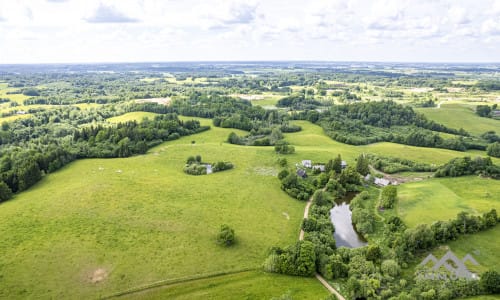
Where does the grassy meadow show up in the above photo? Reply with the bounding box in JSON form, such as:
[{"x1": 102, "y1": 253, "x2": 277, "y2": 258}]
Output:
[
  {"x1": 397, "y1": 176, "x2": 500, "y2": 227},
  {"x1": 285, "y1": 121, "x2": 493, "y2": 166},
  {"x1": 0, "y1": 118, "x2": 311, "y2": 298},
  {"x1": 121, "y1": 270, "x2": 329, "y2": 300},
  {"x1": 416, "y1": 104, "x2": 499, "y2": 136}
]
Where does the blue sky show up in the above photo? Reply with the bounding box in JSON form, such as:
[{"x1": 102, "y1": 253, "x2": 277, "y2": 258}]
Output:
[{"x1": 0, "y1": 0, "x2": 499, "y2": 63}]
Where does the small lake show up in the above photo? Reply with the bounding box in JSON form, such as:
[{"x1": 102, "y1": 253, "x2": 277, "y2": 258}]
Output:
[{"x1": 330, "y1": 193, "x2": 367, "y2": 248}]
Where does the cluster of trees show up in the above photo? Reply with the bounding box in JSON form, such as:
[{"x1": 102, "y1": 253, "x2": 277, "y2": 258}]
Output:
[
  {"x1": 487, "y1": 142, "x2": 500, "y2": 158},
  {"x1": 379, "y1": 185, "x2": 398, "y2": 209},
  {"x1": 276, "y1": 94, "x2": 322, "y2": 110},
  {"x1": 476, "y1": 104, "x2": 498, "y2": 118},
  {"x1": 274, "y1": 141, "x2": 295, "y2": 154},
  {"x1": 183, "y1": 155, "x2": 233, "y2": 175},
  {"x1": 74, "y1": 115, "x2": 209, "y2": 158},
  {"x1": 226, "y1": 126, "x2": 298, "y2": 147},
  {"x1": 263, "y1": 240, "x2": 317, "y2": 276},
  {"x1": 350, "y1": 191, "x2": 376, "y2": 235},
  {"x1": 434, "y1": 156, "x2": 500, "y2": 179},
  {"x1": 278, "y1": 169, "x2": 316, "y2": 201},
  {"x1": 383, "y1": 209, "x2": 498, "y2": 264},
  {"x1": 367, "y1": 154, "x2": 437, "y2": 174}
]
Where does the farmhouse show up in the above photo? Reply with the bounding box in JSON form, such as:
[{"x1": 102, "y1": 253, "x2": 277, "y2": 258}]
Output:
[
  {"x1": 492, "y1": 110, "x2": 500, "y2": 118},
  {"x1": 374, "y1": 177, "x2": 391, "y2": 187},
  {"x1": 301, "y1": 160, "x2": 312, "y2": 168},
  {"x1": 297, "y1": 169, "x2": 307, "y2": 178},
  {"x1": 341, "y1": 160, "x2": 348, "y2": 169}
]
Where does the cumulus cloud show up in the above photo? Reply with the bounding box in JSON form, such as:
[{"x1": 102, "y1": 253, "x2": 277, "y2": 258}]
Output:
[
  {"x1": 46, "y1": 0, "x2": 69, "y2": 2},
  {"x1": 85, "y1": 3, "x2": 139, "y2": 23}
]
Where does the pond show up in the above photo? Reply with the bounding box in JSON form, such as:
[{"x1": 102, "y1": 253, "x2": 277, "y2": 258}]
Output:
[{"x1": 330, "y1": 193, "x2": 367, "y2": 248}]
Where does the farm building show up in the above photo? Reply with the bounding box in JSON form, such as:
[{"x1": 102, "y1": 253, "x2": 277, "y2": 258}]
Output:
[{"x1": 302, "y1": 160, "x2": 312, "y2": 168}]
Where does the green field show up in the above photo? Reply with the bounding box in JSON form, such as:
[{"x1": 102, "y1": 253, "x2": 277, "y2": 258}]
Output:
[
  {"x1": 121, "y1": 270, "x2": 329, "y2": 300},
  {"x1": 107, "y1": 112, "x2": 159, "y2": 123},
  {"x1": 416, "y1": 104, "x2": 500, "y2": 136},
  {"x1": 0, "y1": 119, "x2": 311, "y2": 299},
  {"x1": 285, "y1": 121, "x2": 492, "y2": 165},
  {"x1": 398, "y1": 176, "x2": 500, "y2": 227}
]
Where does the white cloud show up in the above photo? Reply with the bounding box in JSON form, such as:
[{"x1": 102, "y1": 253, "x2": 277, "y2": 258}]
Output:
[
  {"x1": 85, "y1": 3, "x2": 139, "y2": 23},
  {"x1": 0, "y1": 0, "x2": 499, "y2": 63}
]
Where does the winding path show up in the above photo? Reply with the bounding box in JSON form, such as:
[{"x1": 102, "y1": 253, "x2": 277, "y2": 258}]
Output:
[{"x1": 300, "y1": 192, "x2": 346, "y2": 300}]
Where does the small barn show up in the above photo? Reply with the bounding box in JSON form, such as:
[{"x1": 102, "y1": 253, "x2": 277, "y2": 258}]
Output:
[{"x1": 341, "y1": 161, "x2": 348, "y2": 169}]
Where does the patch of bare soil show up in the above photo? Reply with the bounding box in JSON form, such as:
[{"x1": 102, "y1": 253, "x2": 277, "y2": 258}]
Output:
[
  {"x1": 90, "y1": 268, "x2": 108, "y2": 283},
  {"x1": 135, "y1": 97, "x2": 171, "y2": 105}
]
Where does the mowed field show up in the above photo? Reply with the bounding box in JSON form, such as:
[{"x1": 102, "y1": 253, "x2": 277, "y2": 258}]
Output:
[
  {"x1": 416, "y1": 104, "x2": 500, "y2": 136},
  {"x1": 0, "y1": 117, "x2": 320, "y2": 299},
  {"x1": 398, "y1": 176, "x2": 500, "y2": 227}
]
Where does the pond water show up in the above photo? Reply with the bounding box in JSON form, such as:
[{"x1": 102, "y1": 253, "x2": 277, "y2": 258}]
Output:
[{"x1": 330, "y1": 193, "x2": 367, "y2": 248}]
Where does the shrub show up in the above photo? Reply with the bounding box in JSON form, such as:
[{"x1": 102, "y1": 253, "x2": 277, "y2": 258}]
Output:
[{"x1": 216, "y1": 224, "x2": 235, "y2": 246}]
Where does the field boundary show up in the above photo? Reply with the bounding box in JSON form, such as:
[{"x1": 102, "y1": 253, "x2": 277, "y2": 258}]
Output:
[{"x1": 101, "y1": 268, "x2": 257, "y2": 299}]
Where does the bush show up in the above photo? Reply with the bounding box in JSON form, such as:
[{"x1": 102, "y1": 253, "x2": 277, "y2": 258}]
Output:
[
  {"x1": 380, "y1": 185, "x2": 397, "y2": 209},
  {"x1": 216, "y1": 224, "x2": 235, "y2": 246},
  {"x1": 480, "y1": 270, "x2": 500, "y2": 293},
  {"x1": 487, "y1": 142, "x2": 500, "y2": 158},
  {"x1": 0, "y1": 181, "x2": 13, "y2": 202},
  {"x1": 212, "y1": 161, "x2": 233, "y2": 172}
]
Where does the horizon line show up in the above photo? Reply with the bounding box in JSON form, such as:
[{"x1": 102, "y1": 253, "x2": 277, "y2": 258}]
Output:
[{"x1": 2, "y1": 59, "x2": 500, "y2": 66}]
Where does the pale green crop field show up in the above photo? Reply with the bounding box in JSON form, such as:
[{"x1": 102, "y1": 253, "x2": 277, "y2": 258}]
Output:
[
  {"x1": 0, "y1": 119, "x2": 309, "y2": 299},
  {"x1": 397, "y1": 176, "x2": 500, "y2": 228},
  {"x1": 416, "y1": 104, "x2": 500, "y2": 136}
]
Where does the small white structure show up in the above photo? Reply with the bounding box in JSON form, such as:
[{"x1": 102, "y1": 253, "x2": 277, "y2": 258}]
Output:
[
  {"x1": 16, "y1": 110, "x2": 27, "y2": 115},
  {"x1": 341, "y1": 160, "x2": 348, "y2": 169},
  {"x1": 205, "y1": 164, "x2": 213, "y2": 174},
  {"x1": 374, "y1": 177, "x2": 390, "y2": 187},
  {"x1": 312, "y1": 165, "x2": 325, "y2": 172},
  {"x1": 301, "y1": 160, "x2": 312, "y2": 168}
]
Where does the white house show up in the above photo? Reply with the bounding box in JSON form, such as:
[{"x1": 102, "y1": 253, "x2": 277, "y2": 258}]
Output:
[{"x1": 302, "y1": 160, "x2": 312, "y2": 168}]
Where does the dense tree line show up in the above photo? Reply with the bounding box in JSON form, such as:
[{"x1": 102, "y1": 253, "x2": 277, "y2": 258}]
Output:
[
  {"x1": 367, "y1": 154, "x2": 437, "y2": 174},
  {"x1": 434, "y1": 156, "x2": 500, "y2": 179}
]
